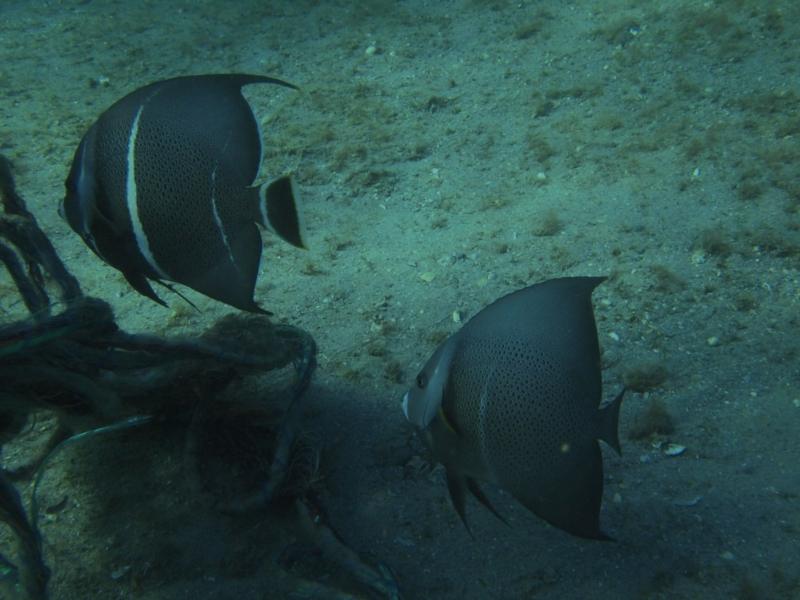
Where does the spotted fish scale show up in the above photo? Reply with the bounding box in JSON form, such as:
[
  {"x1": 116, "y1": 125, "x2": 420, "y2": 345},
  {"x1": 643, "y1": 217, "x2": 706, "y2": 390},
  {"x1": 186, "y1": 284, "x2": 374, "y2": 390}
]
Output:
[{"x1": 403, "y1": 277, "x2": 625, "y2": 540}]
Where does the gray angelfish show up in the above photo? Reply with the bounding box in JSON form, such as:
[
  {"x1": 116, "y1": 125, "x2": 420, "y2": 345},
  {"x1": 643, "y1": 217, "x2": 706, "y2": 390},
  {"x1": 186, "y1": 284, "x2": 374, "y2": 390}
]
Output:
[
  {"x1": 61, "y1": 73, "x2": 305, "y2": 313},
  {"x1": 402, "y1": 277, "x2": 625, "y2": 540}
]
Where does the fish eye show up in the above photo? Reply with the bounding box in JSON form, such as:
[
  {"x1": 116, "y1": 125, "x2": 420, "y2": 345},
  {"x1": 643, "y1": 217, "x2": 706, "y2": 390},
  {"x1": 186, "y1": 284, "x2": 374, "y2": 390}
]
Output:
[{"x1": 416, "y1": 373, "x2": 427, "y2": 388}]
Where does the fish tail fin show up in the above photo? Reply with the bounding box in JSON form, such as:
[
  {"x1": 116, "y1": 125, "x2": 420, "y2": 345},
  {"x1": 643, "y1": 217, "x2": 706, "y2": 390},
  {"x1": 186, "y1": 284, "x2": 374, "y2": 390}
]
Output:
[
  {"x1": 599, "y1": 386, "x2": 625, "y2": 456},
  {"x1": 466, "y1": 478, "x2": 508, "y2": 526},
  {"x1": 258, "y1": 175, "x2": 306, "y2": 249},
  {"x1": 445, "y1": 470, "x2": 474, "y2": 539}
]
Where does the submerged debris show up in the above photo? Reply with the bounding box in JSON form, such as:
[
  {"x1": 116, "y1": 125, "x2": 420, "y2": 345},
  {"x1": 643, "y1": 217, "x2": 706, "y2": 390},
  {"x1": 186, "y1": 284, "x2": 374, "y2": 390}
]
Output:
[
  {"x1": 623, "y1": 361, "x2": 669, "y2": 392},
  {"x1": 628, "y1": 398, "x2": 676, "y2": 440},
  {"x1": 0, "y1": 155, "x2": 398, "y2": 599},
  {"x1": 0, "y1": 470, "x2": 47, "y2": 600}
]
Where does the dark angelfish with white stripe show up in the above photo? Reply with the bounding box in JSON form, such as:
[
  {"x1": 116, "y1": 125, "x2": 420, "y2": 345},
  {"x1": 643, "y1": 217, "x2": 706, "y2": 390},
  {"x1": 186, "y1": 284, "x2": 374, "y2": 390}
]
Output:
[
  {"x1": 61, "y1": 73, "x2": 305, "y2": 313},
  {"x1": 402, "y1": 277, "x2": 625, "y2": 540}
]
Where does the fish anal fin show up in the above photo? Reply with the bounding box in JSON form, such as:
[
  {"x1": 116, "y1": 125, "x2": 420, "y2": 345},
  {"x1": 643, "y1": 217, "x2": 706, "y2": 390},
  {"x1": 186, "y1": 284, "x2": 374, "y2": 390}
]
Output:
[
  {"x1": 445, "y1": 469, "x2": 473, "y2": 538},
  {"x1": 181, "y1": 221, "x2": 271, "y2": 314},
  {"x1": 509, "y1": 442, "x2": 607, "y2": 540},
  {"x1": 466, "y1": 478, "x2": 507, "y2": 526},
  {"x1": 599, "y1": 387, "x2": 625, "y2": 456}
]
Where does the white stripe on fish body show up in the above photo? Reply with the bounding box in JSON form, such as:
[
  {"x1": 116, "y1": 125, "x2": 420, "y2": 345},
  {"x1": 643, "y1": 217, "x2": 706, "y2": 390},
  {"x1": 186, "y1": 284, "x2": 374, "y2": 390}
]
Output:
[
  {"x1": 210, "y1": 133, "x2": 244, "y2": 274},
  {"x1": 76, "y1": 140, "x2": 93, "y2": 237},
  {"x1": 254, "y1": 112, "x2": 265, "y2": 184},
  {"x1": 126, "y1": 105, "x2": 169, "y2": 279},
  {"x1": 417, "y1": 355, "x2": 448, "y2": 427},
  {"x1": 210, "y1": 166, "x2": 240, "y2": 273},
  {"x1": 258, "y1": 183, "x2": 270, "y2": 231},
  {"x1": 75, "y1": 136, "x2": 100, "y2": 255}
]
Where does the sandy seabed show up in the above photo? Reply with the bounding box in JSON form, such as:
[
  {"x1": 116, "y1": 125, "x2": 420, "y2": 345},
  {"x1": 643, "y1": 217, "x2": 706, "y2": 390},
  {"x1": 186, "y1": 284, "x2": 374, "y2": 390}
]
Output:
[{"x1": 1, "y1": 1, "x2": 799, "y2": 598}]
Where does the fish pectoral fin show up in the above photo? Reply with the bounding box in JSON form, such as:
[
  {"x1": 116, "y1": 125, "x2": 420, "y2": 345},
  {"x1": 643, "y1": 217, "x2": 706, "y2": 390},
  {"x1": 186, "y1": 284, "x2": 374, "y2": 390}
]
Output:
[
  {"x1": 438, "y1": 406, "x2": 459, "y2": 436},
  {"x1": 91, "y1": 201, "x2": 115, "y2": 229},
  {"x1": 466, "y1": 478, "x2": 508, "y2": 526},
  {"x1": 91, "y1": 199, "x2": 128, "y2": 241},
  {"x1": 445, "y1": 470, "x2": 473, "y2": 538},
  {"x1": 259, "y1": 175, "x2": 306, "y2": 249}
]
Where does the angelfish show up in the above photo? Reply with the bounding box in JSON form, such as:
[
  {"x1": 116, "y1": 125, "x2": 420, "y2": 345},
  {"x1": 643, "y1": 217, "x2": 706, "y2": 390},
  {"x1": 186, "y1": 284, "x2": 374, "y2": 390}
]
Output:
[
  {"x1": 61, "y1": 74, "x2": 305, "y2": 313},
  {"x1": 402, "y1": 277, "x2": 625, "y2": 539}
]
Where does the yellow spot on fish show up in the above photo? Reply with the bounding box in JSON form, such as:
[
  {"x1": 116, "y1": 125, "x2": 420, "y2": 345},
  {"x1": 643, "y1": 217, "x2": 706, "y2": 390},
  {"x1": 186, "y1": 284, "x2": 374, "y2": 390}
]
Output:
[{"x1": 439, "y1": 407, "x2": 458, "y2": 434}]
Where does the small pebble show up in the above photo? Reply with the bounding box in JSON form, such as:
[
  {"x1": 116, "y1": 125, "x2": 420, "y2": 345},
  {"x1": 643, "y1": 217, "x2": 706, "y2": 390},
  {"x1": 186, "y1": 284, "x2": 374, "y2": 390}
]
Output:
[
  {"x1": 90, "y1": 75, "x2": 111, "y2": 88},
  {"x1": 664, "y1": 443, "x2": 686, "y2": 457},
  {"x1": 44, "y1": 496, "x2": 68, "y2": 514},
  {"x1": 111, "y1": 565, "x2": 131, "y2": 580},
  {"x1": 674, "y1": 495, "x2": 703, "y2": 507},
  {"x1": 393, "y1": 536, "x2": 416, "y2": 548}
]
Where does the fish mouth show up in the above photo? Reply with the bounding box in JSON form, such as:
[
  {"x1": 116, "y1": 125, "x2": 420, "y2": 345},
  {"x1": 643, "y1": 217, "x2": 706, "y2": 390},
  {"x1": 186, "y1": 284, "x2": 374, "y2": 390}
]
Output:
[{"x1": 401, "y1": 392, "x2": 410, "y2": 420}]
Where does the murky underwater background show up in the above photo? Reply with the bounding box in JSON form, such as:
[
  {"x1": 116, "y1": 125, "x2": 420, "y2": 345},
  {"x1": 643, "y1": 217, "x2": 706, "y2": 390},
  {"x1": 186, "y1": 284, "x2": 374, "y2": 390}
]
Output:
[{"x1": 1, "y1": 1, "x2": 799, "y2": 598}]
